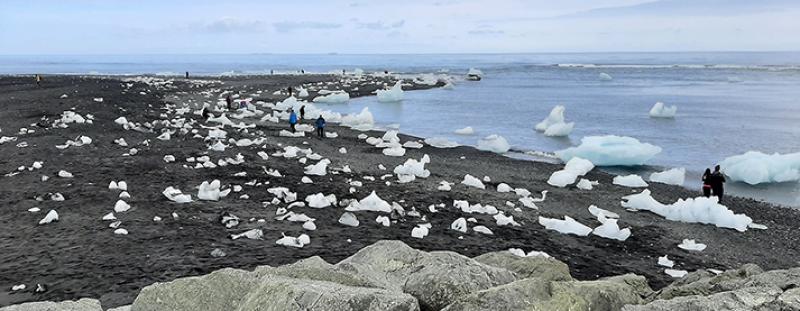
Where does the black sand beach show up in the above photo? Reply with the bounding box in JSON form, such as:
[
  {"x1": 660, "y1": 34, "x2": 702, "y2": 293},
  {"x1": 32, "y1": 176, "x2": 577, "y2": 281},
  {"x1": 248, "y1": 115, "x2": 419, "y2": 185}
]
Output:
[{"x1": 1, "y1": 74, "x2": 799, "y2": 309}]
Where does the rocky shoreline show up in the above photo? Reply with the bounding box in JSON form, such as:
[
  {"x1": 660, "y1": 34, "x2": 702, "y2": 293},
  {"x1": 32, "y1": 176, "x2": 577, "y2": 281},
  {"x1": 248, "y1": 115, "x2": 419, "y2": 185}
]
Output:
[{"x1": 1, "y1": 73, "x2": 799, "y2": 310}]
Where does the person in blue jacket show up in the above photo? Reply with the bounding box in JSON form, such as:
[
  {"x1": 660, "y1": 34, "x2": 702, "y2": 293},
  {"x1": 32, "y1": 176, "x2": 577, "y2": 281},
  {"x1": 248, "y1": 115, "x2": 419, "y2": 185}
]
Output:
[
  {"x1": 288, "y1": 109, "x2": 298, "y2": 133},
  {"x1": 315, "y1": 115, "x2": 326, "y2": 138}
]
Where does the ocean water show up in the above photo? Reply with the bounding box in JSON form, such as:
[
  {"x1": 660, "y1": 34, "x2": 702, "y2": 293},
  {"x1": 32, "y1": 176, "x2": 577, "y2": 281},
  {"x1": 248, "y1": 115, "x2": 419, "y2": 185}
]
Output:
[{"x1": 2, "y1": 53, "x2": 799, "y2": 206}]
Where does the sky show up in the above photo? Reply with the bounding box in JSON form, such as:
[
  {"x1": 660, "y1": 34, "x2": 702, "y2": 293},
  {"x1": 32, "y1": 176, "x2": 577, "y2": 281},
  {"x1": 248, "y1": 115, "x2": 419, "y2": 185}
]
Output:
[{"x1": 1, "y1": 0, "x2": 799, "y2": 54}]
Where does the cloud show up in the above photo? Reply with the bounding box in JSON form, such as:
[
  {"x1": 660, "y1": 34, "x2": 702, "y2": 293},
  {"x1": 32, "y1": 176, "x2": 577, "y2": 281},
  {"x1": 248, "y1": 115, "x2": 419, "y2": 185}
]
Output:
[
  {"x1": 357, "y1": 20, "x2": 405, "y2": 30},
  {"x1": 201, "y1": 17, "x2": 264, "y2": 33},
  {"x1": 468, "y1": 29, "x2": 505, "y2": 35},
  {"x1": 560, "y1": 0, "x2": 800, "y2": 18},
  {"x1": 272, "y1": 21, "x2": 343, "y2": 33}
]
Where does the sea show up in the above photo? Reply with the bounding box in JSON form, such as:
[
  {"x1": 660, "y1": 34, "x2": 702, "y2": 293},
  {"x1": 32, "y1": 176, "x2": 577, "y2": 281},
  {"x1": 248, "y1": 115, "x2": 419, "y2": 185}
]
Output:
[{"x1": 2, "y1": 52, "x2": 799, "y2": 207}]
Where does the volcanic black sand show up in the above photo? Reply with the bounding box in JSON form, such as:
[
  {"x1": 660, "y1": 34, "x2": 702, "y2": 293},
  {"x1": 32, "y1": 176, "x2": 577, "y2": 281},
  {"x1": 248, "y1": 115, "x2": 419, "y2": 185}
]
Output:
[{"x1": 1, "y1": 74, "x2": 799, "y2": 309}]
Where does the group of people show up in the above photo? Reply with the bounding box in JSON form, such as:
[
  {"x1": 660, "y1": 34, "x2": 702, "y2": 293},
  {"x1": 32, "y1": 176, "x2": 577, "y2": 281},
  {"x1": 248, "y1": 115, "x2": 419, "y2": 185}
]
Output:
[
  {"x1": 288, "y1": 105, "x2": 326, "y2": 138},
  {"x1": 702, "y1": 165, "x2": 726, "y2": 200}
]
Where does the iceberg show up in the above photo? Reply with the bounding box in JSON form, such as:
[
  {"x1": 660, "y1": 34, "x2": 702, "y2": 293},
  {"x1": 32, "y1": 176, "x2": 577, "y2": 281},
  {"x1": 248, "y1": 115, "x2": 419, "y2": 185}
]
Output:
[
  {"x1": 424, "y1": 137, "x2": 459, "y2": 148},
  {"x1": 538, "y1": 216, "x2": 592, "y2": 236},
  {"x1": 345, "y1": 191, "x2": 392, "y2": 212},
  {"x1": 556, "y1": 135, "x2": 662, "y2": 166},
  {"x1": 340, "y1": 107, "x2": 374, "y2": 130},
  {"x1": 599, "y1": 72, "x2": 613, "y2": 81},
  {"x1": 454, "y1": 127, "x2": 474, "y2": 135},
  {"x1": 718, "y1": 151, "x2": 800, "y2": 185},
  {"x1": 312, "y1": 90, "x2": 349, "y2": 103},
  {"x1": 477, "y1": 134, "x2": 510, "y2": 153},
  {"x1": 649, "y1": 102, "x2": 677, "y2": 118},
  {"x1": 612, "y1": 174, "x2": 648, "y2": 188},
  {"x1": 649, "y1": 167, "x2": 686, "y2": 186},
  {"x1": 548, "y1": 157, "x2": 595, "y2": 187},
  {"x1": 535, "y1": 106, "x2": 574, "y2": 137},
  {"x1": 621, "y1": 189, "x2": 752, "y2": 231},
  {"x1": 376, "y1": 81, "x2": 404, "y2": 102}
]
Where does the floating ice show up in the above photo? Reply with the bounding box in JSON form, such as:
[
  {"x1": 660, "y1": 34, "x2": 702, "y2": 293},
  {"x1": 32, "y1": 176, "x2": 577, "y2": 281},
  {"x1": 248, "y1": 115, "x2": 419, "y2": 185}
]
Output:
[
  {"x1": 678, "y1": 239, "x2": 707, "y2": 251},
  {"x1": 313, "y1": 90, "x2": 350, "y2": 103},
  {"x1": 197, "y1": 180, "x2": 231, "y2": 201},
  {"x1": 535, "y1": 106, "x2": 574, "y2": 137},
  {"x1": 599, "y1": 72, "x2": 613, "y2": 81},
  {"x1": 461, "y1": 174, "x2": 486, "y2": 189},
  {"x1": 665, "y1": 269, "x2": 688, "y2": 278},
  {"x1": 454, "y1": 127, "x2": 474, "y2": 135},
  {"x1": 622, "y1": 190, "x2": 752, "y2": 231},
  {"x1": 338, "y1": 212, "x2": 359, "y2": 227},
  {"x1": 658, "y1": 255, "x2": 674, "y2": 268},
  {"x1": 613, "y1": 174, "x2": 648, "y2": 188},
  {"x1": 163, "y1": 186, "x2": 192, "y2": 203},
  {"x1": 113, "y1": 200, "x2": 131, "y2": 213},
  {"x1": 102, "y1": 212, "x2": 116, "y2": 221},
  {"x1": 424, "y1": 137, "x2": 459, "y2": 148},
  {"x1": 649, "y1": 102, "x2": 677, "y2": 118},
  {"x1": 340, "y1": 107, "x2": 374, "y2": 130},
  {"x1": 719, "y1": 151, "x2": 800, "y2": 185},
  {"x1": 538, "y1": 216, "x2": 592, "y2": 236},
  {"x1": 451, "y1": 218, "x2": 468, "y2": 232},
  {"x1": 649, "y1": 168, "x2": 686, "y2": 186},
  {"x1": 39, "y1": 210, "x2": 58, "y2": 225},
  {"x1": 304, "y1": 159, "x2": 331, "y2": 176},
  {"x1": 303, "y1": 221, "x2": 317, "y2": 230},
  {"x1": 376, "y1": 81, "x2": 404, "y2": 102},
  {"x1": 346, "y1": 191, "x2": 392, "y2": 212},
  {"x1": 477, "y1": 135, "x2": 510, "y2": 153},
  {"x1": 547, "y1": 157, "x2": 594, "y2": 187},
  {"x1": 556, "y1": 135, "x2": 661, "y2": 166}
]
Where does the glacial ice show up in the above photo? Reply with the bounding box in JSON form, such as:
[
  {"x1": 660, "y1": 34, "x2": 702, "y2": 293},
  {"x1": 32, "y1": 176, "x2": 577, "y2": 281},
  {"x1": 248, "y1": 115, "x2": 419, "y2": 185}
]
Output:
[
  {"x1": 547, "y1": 157, "x2": 595, "y2": 187},
  {"x1": 649, "y1": 168, "x2": 686, "y2": 186},
  {"x1": 305, "y1": 193, "x2": 335, "y2": 208},
  {"x1": 454, "y1": 127, "x2": 475, "y2": 135},
  {"x1": 592, "y1": 214, "x2": 631, "y2": 241},
  {"x1": 588, "y1": 205, "x2": 619, "y2": 219},
  {"x1": 718, "y1": 151, "x2": 800, "y2": 185},
  {"x1": 461, "y1": 174, "x2": 486, "y2": 189},
  {"x1": 163, "y1": 186, "x2": 192, "y2": 203},
  {"x1": 621, "y1": 189, "x2": 752, "y2": 231},
  {"x1": 451, "y1": 217, "x2": 468, "y2": 232},
  {"x1": 665, "y1": 269, "x2": 688, "y2": 278},
  {"x1": 345, "y1": 191, "x2": 392, "y2": 212},
  {"x1": 276, "y1": 234, "x2": 311, "y2": 248},
  {"x1": 658, "y1": 255, "x2": 674, "y2": 268},
  {"x1": 340, "y1": 107, "x2": 374, "y2": 130},
  {"x1": 376, "y1": 81, "x2": 404, "y2": 102},
  {"x1": 649, "y1": 102, "x2": 677, "y2": 118},
  {"x1": 393, "y1": 154, "x2": 431, "y2": 180},
  {"x1": 556, "y1": 135, "x2": 662, "y2": 166},
  {"x1": 473, "y1": 226, "x2": 493, "y2": 235},
  {"x1": 338, "y1": 212, "x2": 360, "y2": 227},
  {"x1": 304, "y1": 159, "x2": 331, "y2": 176},
  {"x1": 424, "y1": 137, "x2": 459, "y2": 148},
  {"x1": 613, "y1": 174, "x2": 649, "y2": 188},
  {"x1": 535, "y1": 106, "x2": 574, "y2": 137},
  {"x1": 678, "y1": 239, "x2": 707, "y2": 251},
  {"x1": 39, "y1": 210, "x2": 59, "y2": 225},
  {"x1": 477, "y1": 135, "x2": 510, "y2": 153},
  {"x1": 197, "y1": 180, "x2": 231, "y2": 201},
  {"x1": 411, "y1": 225, "x2": 430, "y2": 239},
  {"x1": 312, "y1": 91, "x2": 350, "y2": 103},
  {"x1": 599, "y1": 72, "x2": 613, "y2": 81},
  {"x1": 538, "y1": 216, "x2": 592, "y2": 236}
]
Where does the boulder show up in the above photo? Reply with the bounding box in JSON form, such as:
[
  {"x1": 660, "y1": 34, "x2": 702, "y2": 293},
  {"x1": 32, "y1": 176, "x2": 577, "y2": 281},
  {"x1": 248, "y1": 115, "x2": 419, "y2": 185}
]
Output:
[
  {"x1": 336, "y1": 240, "x2": 516, "y2": 310},
  {"x1": 443, "y1": 275, "x2": 645, "y2": 311},
  {"x1": 0, "y1": 298, "x2": 102, "y2": 311},
  {"x1": 132, "y1": 268, "x2": 262, "y2": 311},
  {"x1": 255, "y1": 256, "x2": 377, "y2": 288},
  {"x1": 656, "y1": 264, "x2": 764, "y2": 300},
  {"x1": 601, "y1": 273, "x2": 654, "y2": 298},
  {"x1": 473, "y1": 251, "x2": 572, "y2": 282},
  {"x1": 622, "y1": 286, "x2": 784, "y2": 311}
]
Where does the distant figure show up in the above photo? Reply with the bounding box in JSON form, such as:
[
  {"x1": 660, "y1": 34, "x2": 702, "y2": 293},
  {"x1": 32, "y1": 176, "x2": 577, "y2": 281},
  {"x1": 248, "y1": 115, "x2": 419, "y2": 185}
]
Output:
[
  {"x1": 710, "y1": 165, "x2": 726, "y2": 201},
  {"x1": 270, "y1": 69, "x2": 274, "y2": 75},
  {"x1": 342, "y1": 69, "x2": 346, "y2": 75},
  {"x1": 35, "y1": 74, "x2": 42, "y2": 86},
  {"x1": 239, "y1": 100, "x2": 247, "y2": 109},
  {"x1": 301, "y1": 69, "x2": 305, "y2": 74},
  {"x1": 287, "y1": 87, "x2": 293, "y2": 97},
  {"x1": 201, "y1": 106, "x2": 213, "y2": 121},
  {"x1": 701, "y1": 168, "x2": 712, "y2": 197},
  {"x1": 288, "y1": 109, "x2": 298, "y2": 133},
  {"x1": 384, "y1": 70, "x2": 389, "y2": 75},
  {"x1": 225, "y1": 95, "x2": 233, "y2": 110},
  {"x1": 315, "y1": 115, "x2": 326, "y2": 138},
  {"x1": 185, "y1": 71, "x2": 189, "y2": 79},
  {"x1": 299, "y1": 105, "x2": 306, "y2": 122}
]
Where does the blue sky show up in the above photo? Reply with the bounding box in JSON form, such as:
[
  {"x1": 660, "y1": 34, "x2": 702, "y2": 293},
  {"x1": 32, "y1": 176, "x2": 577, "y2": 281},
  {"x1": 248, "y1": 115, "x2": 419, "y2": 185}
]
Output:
[{"x1": 1, "y1": 0, "x2": 798, "y2": 54}]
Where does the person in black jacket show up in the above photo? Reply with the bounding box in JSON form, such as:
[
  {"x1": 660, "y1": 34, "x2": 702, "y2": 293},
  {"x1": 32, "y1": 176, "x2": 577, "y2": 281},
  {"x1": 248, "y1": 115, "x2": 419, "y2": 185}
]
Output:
[
  {"x1": 710, "y1": 165, "x2": 726, "y2": 201},
  {"x1": 701, "y1": 168, "x2": 712, "y2": 197}
]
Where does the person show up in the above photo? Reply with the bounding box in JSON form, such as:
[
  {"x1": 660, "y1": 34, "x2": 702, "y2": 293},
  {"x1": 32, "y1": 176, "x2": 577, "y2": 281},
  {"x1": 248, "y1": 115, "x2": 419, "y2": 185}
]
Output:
[
  {"x1": 201, "y1": 105, "x2": 213, "y2": 121},
  {"x1": 185, "y1": 71, "x2": 189, "y2": 79},
  {"x1": 288, "y1": 109, "x2": 298, "y2": 133},
  {"x1": 239, "y1": 100, "x2": 247, "y2": 110},
  {"x1": 710, "y1": 165, "x2": 726, "y2": 201},
  {"x1": 35, "y1": 74, "x2": 42, "y2": 86},
  {"x1": 299, "y1": 105, "x2": 306, "y2": 123},
  {"x1": 270, "y1": 69, "x2": 274, "y2": 75},
  {"x1": 225, "y1": 95, "x2": 234, "y2": 110},
  {"x1": 301, "y1": 69, "x2": 305, "y2": 74},
  {"x1": 701, "y1": 168, "x2": 712, "y2": 197},
  {"x1": 315, "y1": 115, "x2": 326, "y2": 138},
  {"x1": 287, "y1": 87, "x2": 293, "y2": 97}
]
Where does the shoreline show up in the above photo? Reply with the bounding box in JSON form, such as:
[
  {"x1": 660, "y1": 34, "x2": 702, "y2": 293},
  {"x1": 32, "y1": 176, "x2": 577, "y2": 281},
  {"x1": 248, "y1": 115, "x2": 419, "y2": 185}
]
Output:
[{"x1": 1, "y1": 74, "x2": 799, "y2": 309}]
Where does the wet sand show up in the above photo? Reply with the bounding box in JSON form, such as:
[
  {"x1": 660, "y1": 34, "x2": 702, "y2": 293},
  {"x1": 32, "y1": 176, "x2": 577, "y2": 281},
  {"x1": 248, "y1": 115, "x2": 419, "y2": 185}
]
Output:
[{"x1": 1, "y1": 74, "x2": 799, "y2": 309}]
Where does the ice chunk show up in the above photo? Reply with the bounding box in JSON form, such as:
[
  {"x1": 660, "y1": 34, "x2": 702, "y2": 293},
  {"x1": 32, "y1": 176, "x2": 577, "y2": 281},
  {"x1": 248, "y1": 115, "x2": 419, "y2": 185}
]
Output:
[
  {"x1": 450, "y1": 217, "x2": 468, "y2": 232},
  {"x1": 424, "y1": 137, "x2": 459, "y2": 148},
  {"x1": 719, "y1": 151, "x2": 800, "y2": 185},
  {"x1": 376, "y1": 216, "x2": 390, "y2": 227},
  {"x1": 508, "y1": 248, "x2": 551, "y2": 258},
  {"x1": 535, "y1": 105, "x2": 574, "y2": 137},
  {"x1": 438, "y1": 181, "x2": 452, "y2": 191},
  {"x1": 338, "y1": 212, "x2": 359, "y2": 227},
  {"x1": 340, "y1": 107, "x2": 374, "y2": 130},
  {"x1": 665, "y1": 269, "x2": 688, "y2": 278},
  {"x1": 678, "y1": 239, "x2": 707, "y2": 251},
  {"x1": 114, "y1": 200, "x2": 131, "y2": 213},
  {"x1": 493, "y1": 213, "x2": 520, "y2": 226},
  {"x1": 382, "y1": 146, "x2": 406, "y2": 157},
  {"x1": 538, "y1": 216, "x2": 592, "y2": 236},
  {"x1": 393, "y1": 154, "x2": 430, "y2": 180},
  {"x1": 598, "y1": 72, "x2": 613, "y2": 81},
  {"x1": 556, "y1": 135, "x2": 661, "y2": 166},
  {"x1": 658, "y1": 255, "x2": 674, "y2": 268},
  {"x1": 622, "y1": 190, "x2": 752, "y2": 231},
  {"x1": 454, "y1": 200, "x2": 498, "y2": 215},
  {"x1": 588, "y1": 205, "x2": 619, "y2": 220},
  {"x1": 376, "y1": 81, "x2": 404, "y2": 102},
  {"x1": 454, "y1": 126, "x2": 474, "y2": 135},
  {"x1": 613, "y1": 174, "x2": 648, "y2": 188},
  {"x1": 345, "y1": 191, "x2": 392, "y2": 212},
  {"x1": 276, "y1": 234, "x2": 311, "y2": 248},
  {"x1": 163, "y1": 186, "x2": 192, "y2": 203},
  {"x1": 496, "y1": 183, "x2": 512, "y2": 193},
  {"x1": 649, "y1": 102, "x2": 677, "y2": 118},
  {"x1": 576, "y1": 179, "x2": 594, "y2": 190},
  {"x1": 592, "y1": 215, "x2": 631, "y2": 241},
  {"x1": 411, "y1": 225, "x2": 429, "y2": 239},
  {"x1": 477, "y1": 134, "x2": 510, "y2": 153},
  {"x1": 461, "y1": 174, "x2": 486, "y2": 189},
  {"x1": 473, "y1": 226, "x2": 493, "y2": 235},
  {"x1": 304, "y1": 159, "x2": 331, "y2": 176},
  {"x1": 313, "y1": 90, "x2": 350, "y2": 103},
  {"x1": 231, "y1": 229, "x2": 263, "y2": 240},
  {"x1": 305, "y1": 193, "x2": 335, "y2": 208},
  {"x1": 39, "y1": 210, "x2": 58, "y2": 225},
  {"x1": 547, "y1": 157, "x2": 595, "y2": 187},
  {"x1": 197, "y1": 180, "x2": 231, "y2": 201},
  {"x1": 649, "y1": 167, "x2": 686, "y2": 186}
]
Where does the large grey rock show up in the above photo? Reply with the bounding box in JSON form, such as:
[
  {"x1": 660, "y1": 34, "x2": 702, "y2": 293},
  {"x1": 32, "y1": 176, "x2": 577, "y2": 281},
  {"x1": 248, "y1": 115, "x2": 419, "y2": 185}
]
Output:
[
  {"x1": 0, "y1": 298, "x2": 102, "y2": 311},
  {"x1": 601, "y1": 273, "x2": 654, "y2": 298},
  {"x1": 473, "y1": 251, "x2": 572, "y2": 282},
  {"x1": 336, "y1": 240, "x2": 516, "y2": 310},
  {"x1": 656, "y1": 264, "x2": 764, "y2": 300},
  {"x1": 256, "y1": 256, "x2": 377, "y2": 288},
  {"x1": 132, "y1": 268, "x2": 261, "y2": 311},
  {"x1": 623, "y1": 286, "x2": 784, "y2": 311},
  {"x1": 443, "y1": 274, "x2": 646, "y2": 311},
  {"x1": 108, "y1": 306, "x2": 132, "y2": 311}
]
